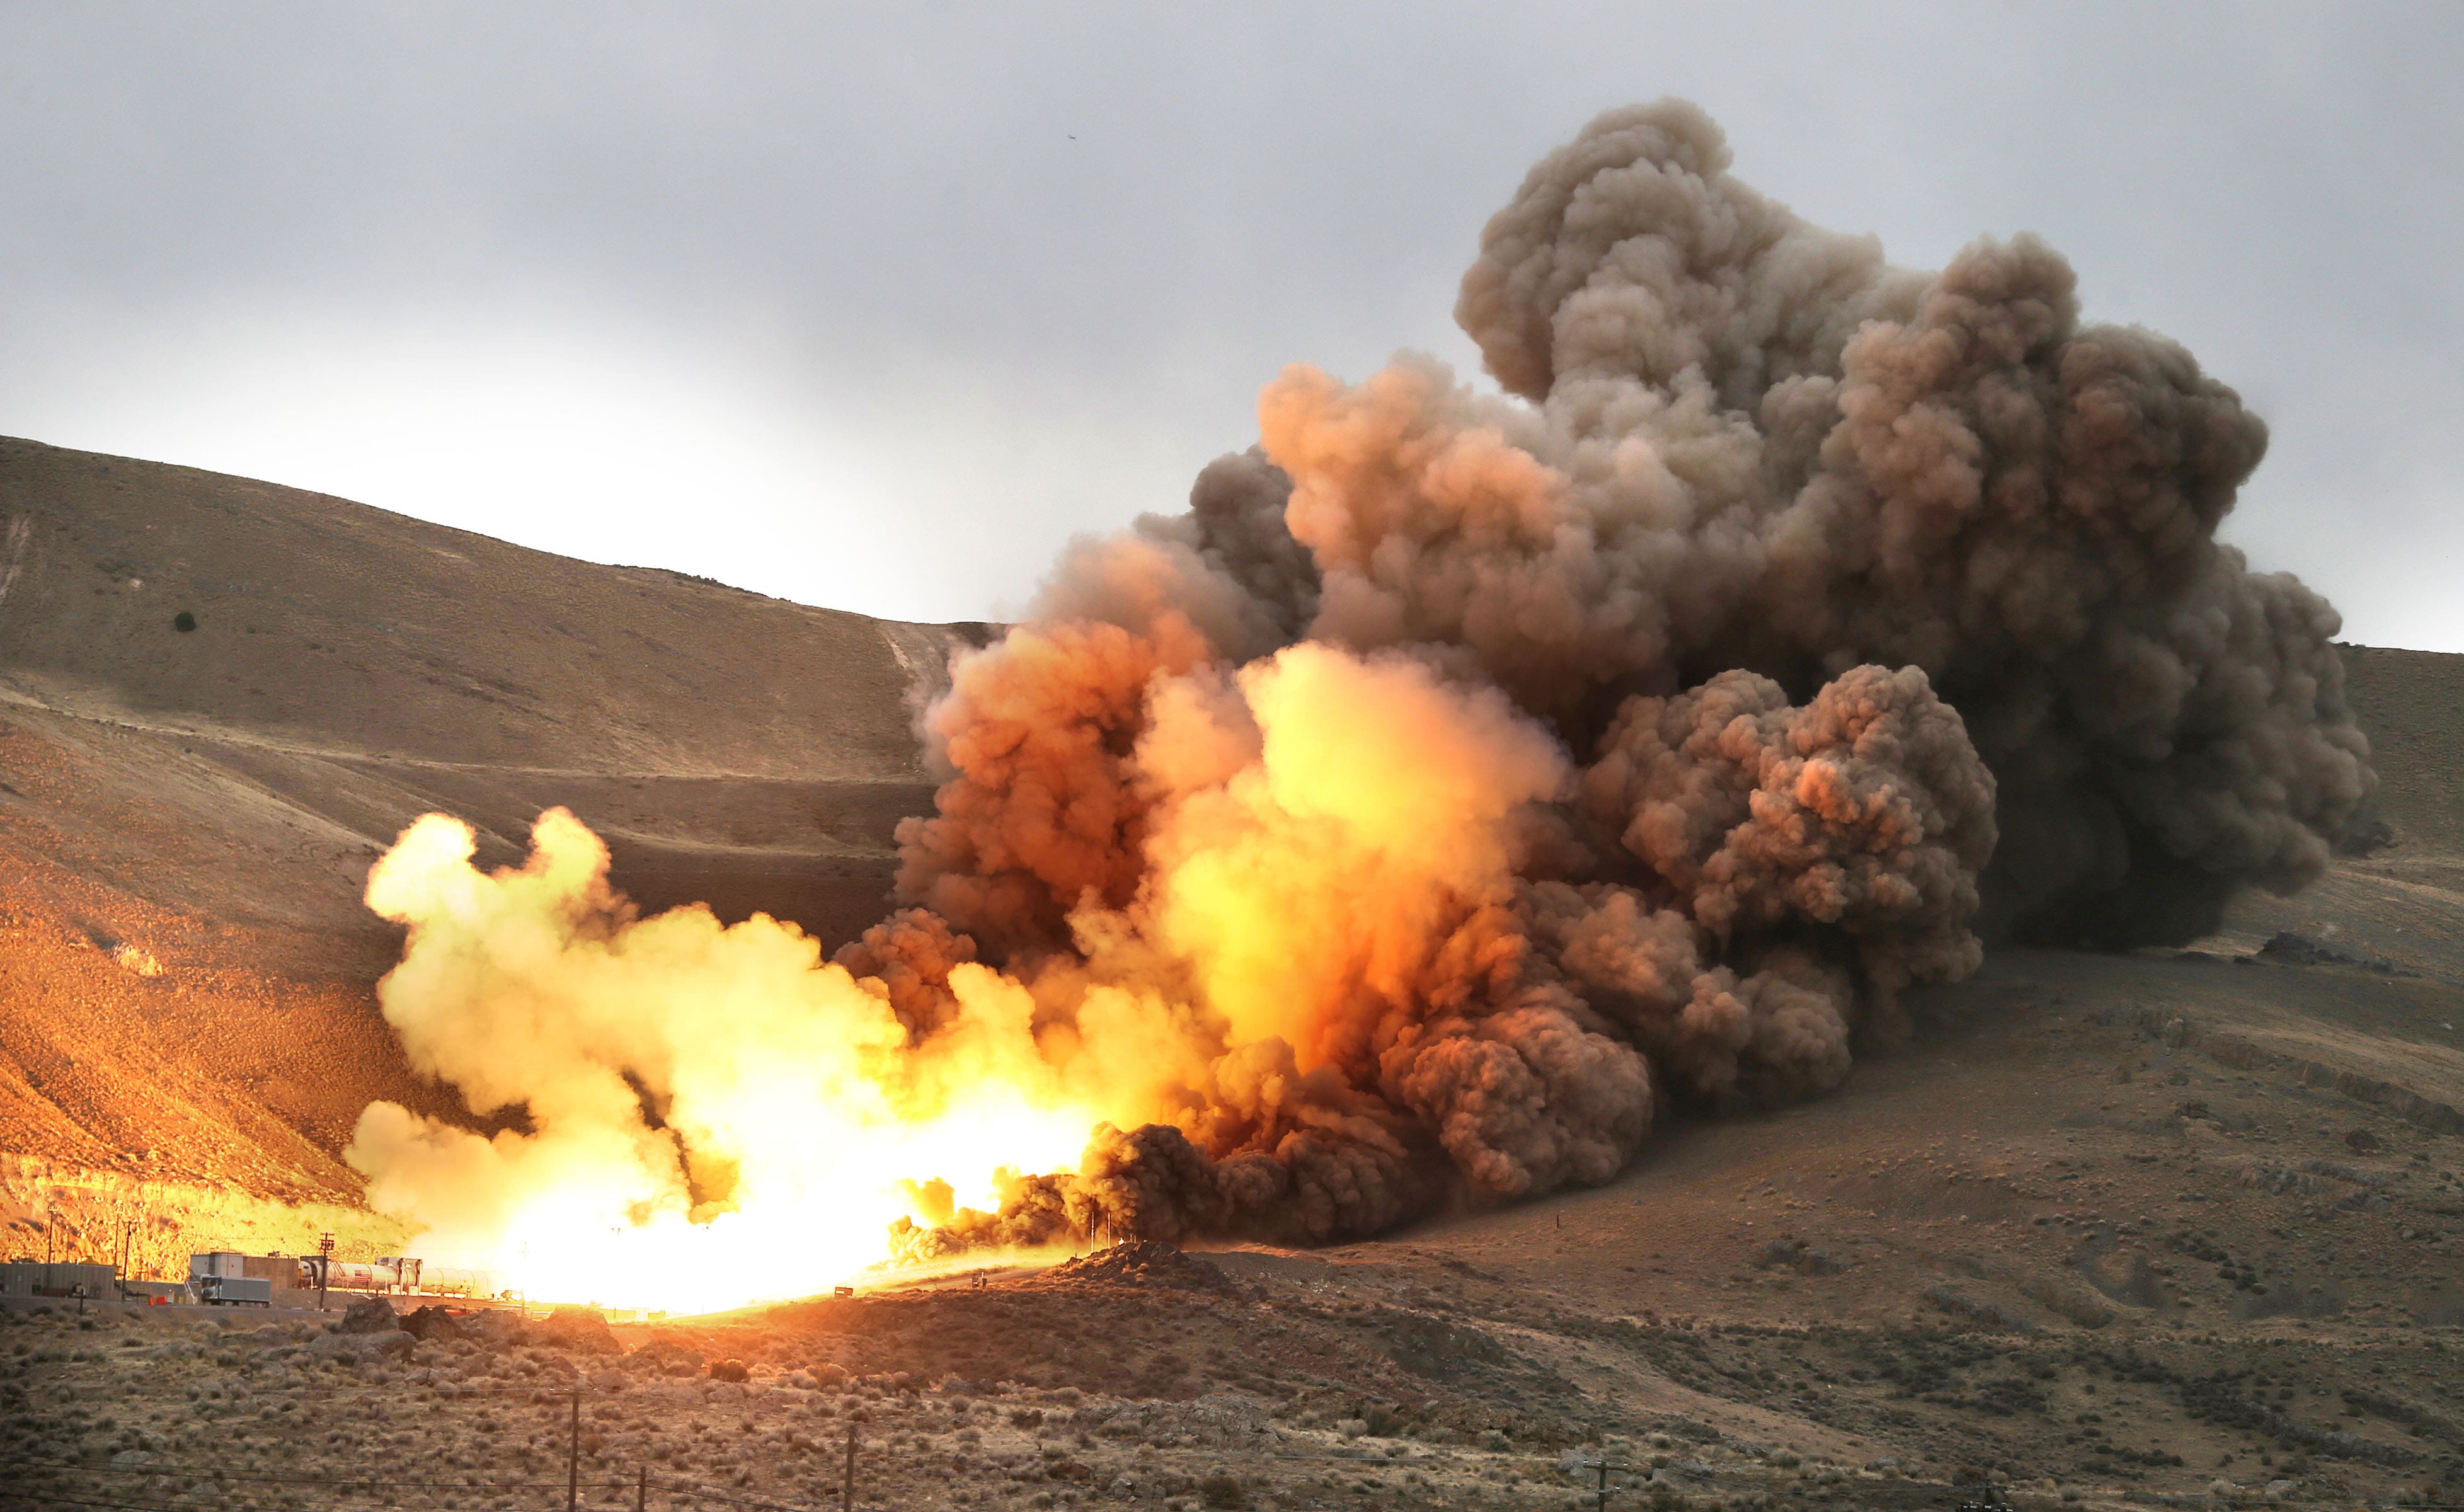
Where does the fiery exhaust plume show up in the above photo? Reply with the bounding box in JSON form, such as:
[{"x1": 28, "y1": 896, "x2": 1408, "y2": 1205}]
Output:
[
  {"x1": 344, "y1": 811, "x2": 1123, "y2": 1310},
  {"x1": 348, "y1": 100, "x2": 2372, "y2": 1308}
]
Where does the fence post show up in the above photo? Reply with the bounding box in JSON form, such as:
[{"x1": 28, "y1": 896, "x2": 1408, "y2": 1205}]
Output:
[
  {"x1": 567, "y1": 1383, "x2": 581, "y2": 1512},
  {"x1": 842, "y1": 1423, "x2": 857, "y2": 1512},
  {"x1": 1578, "y1": 1458, "x2": 1634, "y2": 1510}
]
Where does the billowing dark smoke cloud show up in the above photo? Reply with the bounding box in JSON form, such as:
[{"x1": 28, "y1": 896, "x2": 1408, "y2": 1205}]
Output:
[
  {"x1": 880, "y1": 98, "x2": 2372, "y2": 1256},
  {"x1": 345, "y1": 100, "x2": 2375, "y2": 1283}
]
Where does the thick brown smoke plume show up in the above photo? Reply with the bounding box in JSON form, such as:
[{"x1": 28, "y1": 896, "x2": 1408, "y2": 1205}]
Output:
[
  {"x1": 886, "y1": 99, "x2": 2370, "y2": 1253},
  {"x1": 350, "y1": 100, "x2": 2374, "y2": 1286}
]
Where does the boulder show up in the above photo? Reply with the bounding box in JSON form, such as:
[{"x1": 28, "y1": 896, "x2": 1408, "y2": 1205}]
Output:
[
  {"x1": 339, "y1": 1296, "x2": 401, "y2": 1334},
  {"x1": 399, "y1": 1306, "x2": 466, "y2": 1343}
]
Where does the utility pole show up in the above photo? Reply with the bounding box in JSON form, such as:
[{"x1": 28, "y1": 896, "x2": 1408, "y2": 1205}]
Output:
[
  {"x1": 316, "y1": 1232, "x2": 335, "y2": 1311},
  {"x1": 566, "y1": 1383, "x2": 582, "y2": 1512},
  {"x1": 636, "y1": 1465, "x2": 646, "y2": 1512},
  {"x1": 1577, "y1": 1458, "x2": 1636, "y2": 1511},
  {"x1": 841, "y1": 1422, "x2": 857, "y2": 1512}
]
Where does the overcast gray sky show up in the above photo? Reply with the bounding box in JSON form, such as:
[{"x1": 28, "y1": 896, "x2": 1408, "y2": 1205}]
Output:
[{"x1": 3, "y1": 2, "x2": 2457, "y2": 648}]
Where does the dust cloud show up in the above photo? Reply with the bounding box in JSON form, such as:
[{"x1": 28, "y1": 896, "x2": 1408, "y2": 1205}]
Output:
[{"x1": 348, "y1": 100, "x2": 2372, "y2": 1285}]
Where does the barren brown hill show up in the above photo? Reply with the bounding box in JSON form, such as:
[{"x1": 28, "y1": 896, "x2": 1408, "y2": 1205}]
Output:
[
  {"x1": 3, "y1": 437, "x2": 2461, "y2": 1508},
  {"x1": 0, "y1": 434, "x2": 986, "y2": 1205}
]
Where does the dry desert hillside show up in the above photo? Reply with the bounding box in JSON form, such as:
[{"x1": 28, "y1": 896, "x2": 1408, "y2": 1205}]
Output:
[
  {"x1": 0, "y1": 435, "x2": 986, "y2": 1216},
  {"x1": 1, "y1": 438, "x2": 2461, "y2": 1509}
]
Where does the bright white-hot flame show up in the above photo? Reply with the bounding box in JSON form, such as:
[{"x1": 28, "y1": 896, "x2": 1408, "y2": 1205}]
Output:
[
  {"x1": 345, "y1": 644, "x2": 1636, "y2": 1305},
  {"x1": 344, "y1": 810, "x2": 1116, "y2": 1314}
]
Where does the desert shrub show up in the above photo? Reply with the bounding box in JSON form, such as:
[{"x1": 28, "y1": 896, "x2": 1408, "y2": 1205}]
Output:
[
  {"x1": 1200, "y1": 1473, "x2": 1247, "y2": 1508},
  {"x1": 709, "y1": 1359, "x2": 750, "y2": 1383},
  {"x1": 1923, "y1": 1286, "x2": 2036, "y2": 1334},
  {"x1": 2019, "y1": 1276, "x2": 2114, "y2": 1329}
]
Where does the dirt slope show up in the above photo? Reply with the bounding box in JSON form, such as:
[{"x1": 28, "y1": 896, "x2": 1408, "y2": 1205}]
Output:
[
  {"x1": 0, "y1": 435, "x2": 985, "y2": 1200},
  {"x1": 0, "y1": 435, "x2": 2458, "y2": 1506}
]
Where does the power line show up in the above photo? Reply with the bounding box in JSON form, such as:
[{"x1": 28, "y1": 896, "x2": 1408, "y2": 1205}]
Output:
[
  {"x1": 1, "y1": 1456, "x2": 837, "y2": 1511},
  {"x1": 206, "y1": 1386, "x2": 575, "y2": 1397},
  {"x1": 0, "y1": 1488, "x2": 512, "y2": 1512},
  {"x1": 0, "y1": 1453, "x2": 623, "y2": 1489},
  {"x1": 0, "y1": 1469, "x2": 636, "y2": 1512},
  {"x1": 1, "y1": 1494, "x2": 232, "y2": 1512},
  {"x1": 11, "y1": 1378, "x2": 619, "y2": 1399},
  {"x1": 0, "y1": 1488, "x2": 352, "y2": 1512}
]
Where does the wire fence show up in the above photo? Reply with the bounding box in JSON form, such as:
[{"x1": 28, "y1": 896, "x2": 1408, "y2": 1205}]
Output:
[
  {"x1": 1, "y1": 1378, "x2": 872, "y2": 1512},
  {"x1": 0, "y1": 1453, "x2": 847, "y2": 1512},
  {"x1": 0, "y1": 1452, "x2": 602, "y2": 1487}
]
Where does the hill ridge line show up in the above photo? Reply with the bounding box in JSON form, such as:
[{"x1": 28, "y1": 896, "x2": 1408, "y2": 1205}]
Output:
[{"x1": 0, "y1": 684, "x2": 934, "y2": 788}]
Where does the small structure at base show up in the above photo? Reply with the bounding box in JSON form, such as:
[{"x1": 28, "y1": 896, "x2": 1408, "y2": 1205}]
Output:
[
  {"x1": 0, "y1": 1262, "x2": 119, "y2": 1300},
  {"x1": 188, "y1": 1251, "x2": 300, "y2": 1306}
]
